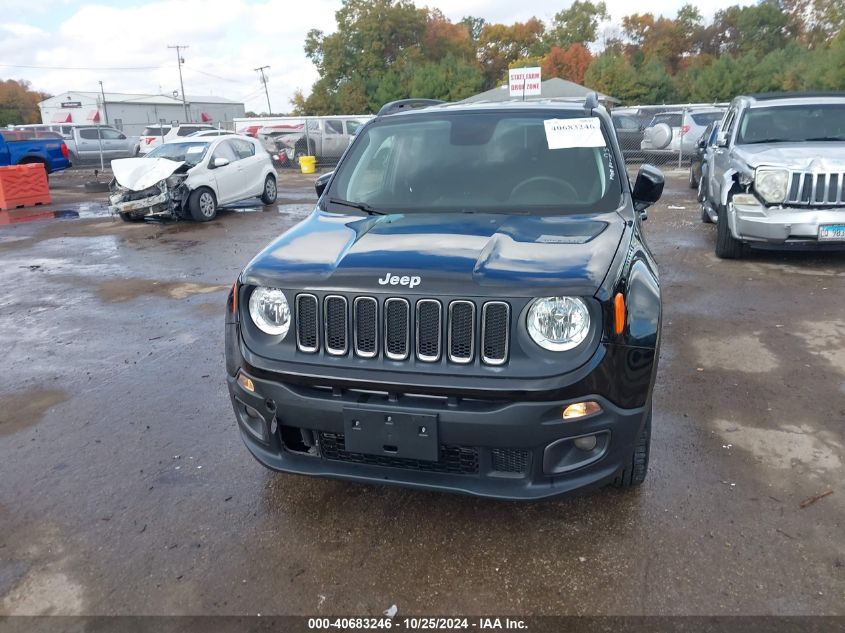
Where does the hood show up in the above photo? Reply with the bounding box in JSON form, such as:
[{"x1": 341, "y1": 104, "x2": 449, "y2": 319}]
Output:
[
  {"x1": 734, "y1": 142, "x2": 845, "y2": 172},
  {"x1": 242, "y1": 210, "x2": 626, "y2": 297},
  {"x1": 111, "y1": 157, "x2": 185, "y2": 191}
]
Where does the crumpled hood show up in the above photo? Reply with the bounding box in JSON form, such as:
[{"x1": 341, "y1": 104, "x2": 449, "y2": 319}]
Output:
[
  {"x1": 111, "y1": 157, "x2": 185, "y2": 191},
  {"x1": 734, "y1": 143, "x2": 845, "y2": 172},
  {"x1": 242, "y1": 210, "x2": 626, "y2": 297}
]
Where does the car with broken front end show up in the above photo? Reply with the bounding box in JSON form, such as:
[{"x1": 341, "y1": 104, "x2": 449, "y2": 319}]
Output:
[
  {"x1": 701, "y1": 92, "x2": 845, "y2": 258},
  {"x1": 109, "y1": 136, "x2": 277, "y2": 222},
  {"x1": 225, "y1": 96, "x2": 665, "y2": 500}
]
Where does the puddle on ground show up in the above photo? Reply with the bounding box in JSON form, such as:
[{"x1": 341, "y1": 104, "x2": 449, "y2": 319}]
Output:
[
  {"x1": 0, "y1": 388, "x2": 70, "y2": 436},
  {"x1": 96, "y1": 278, "x2": 227, "y2": 303}
]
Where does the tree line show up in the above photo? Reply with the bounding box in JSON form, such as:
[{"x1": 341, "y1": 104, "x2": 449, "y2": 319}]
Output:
[
  {"x1": 292, "y1": 0, "x2": 845, "y2": 114},
  {"x1": 0, "y1": 80, "x2": 49, "y2": 126}
]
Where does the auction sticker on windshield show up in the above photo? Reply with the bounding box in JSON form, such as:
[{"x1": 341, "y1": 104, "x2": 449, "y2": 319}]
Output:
[
  {"x1": 544, "y1": 117, "x2": 605, "y2": 150},
  {"x1": 819, "y1": 224, "x2": 845, "y2": 241}
]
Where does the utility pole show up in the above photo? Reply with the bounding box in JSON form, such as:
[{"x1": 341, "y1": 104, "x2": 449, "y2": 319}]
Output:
[
  {"x1": 98, "y1": 80, "x2": 109, "y2": 125},
  {"x1": 254, "y1": 65, "x2": 272, "y2": 115},
  {"x1": 168, "y1": 44, "x2": 190, "y2": 122}
]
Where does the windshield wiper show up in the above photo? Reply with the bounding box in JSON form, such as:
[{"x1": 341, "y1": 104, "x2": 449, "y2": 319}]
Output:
[
  {"x1": 327, "y1": 197, "x2": 387, "y2": 216},
  {"x1": 805, "y1": 136, "x2": 845, "y2": 142},
  {"x1": 742, "y1": 138, "x2": 790, "y2": 144}
]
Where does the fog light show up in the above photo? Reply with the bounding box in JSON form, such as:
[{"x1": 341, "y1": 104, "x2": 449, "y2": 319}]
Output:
[
  {"x1": 573, "y1": 435, "x2": 598, "y2": 451},
  {"x1": 237, "y1": 373, "x2": 255, "y2": 392},
  {"x1": 562, "y1": 401, "x2": 602, "y2": 420}
]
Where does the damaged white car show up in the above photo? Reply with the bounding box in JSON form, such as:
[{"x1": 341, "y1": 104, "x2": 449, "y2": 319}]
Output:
[{"x1": 109, "y1": 136, "x2": 277, "y2": 222}]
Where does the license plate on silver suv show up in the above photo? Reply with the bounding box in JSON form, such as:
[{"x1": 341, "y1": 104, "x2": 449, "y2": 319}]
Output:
[{"x1": 819, "y1": 224, "x2": 845, "y2": 241}]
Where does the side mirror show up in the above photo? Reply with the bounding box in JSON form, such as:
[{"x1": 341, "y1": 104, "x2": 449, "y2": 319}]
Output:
[
  {"x1": 697, "y1": 138, "x2": 706, "y2": 149},
  {"x1": 632, "y1": 164, "x2": 664, "y2": 213},
  {"x1": 212, "y1": 157, "x2": 230, "y2": 169},
  {"x1": 315, "y1": 171, "x2": 333, "y2": 197},
  {"x1": 716, "y1": 132, "x2": 729, "y2": 148},
  {"x1": 119, "y1": 134, "x2": 127, "y2": 140}
]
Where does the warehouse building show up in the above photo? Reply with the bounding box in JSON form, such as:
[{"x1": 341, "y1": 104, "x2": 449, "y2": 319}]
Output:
[{"x1": 38, "y1": 91, "x2": 245, "y2": 136}]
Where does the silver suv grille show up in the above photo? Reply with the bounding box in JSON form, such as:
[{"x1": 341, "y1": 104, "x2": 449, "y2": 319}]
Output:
[
  {"x1": 786, "y1": 172, "x2": 845, "y2": 206},
  {"x1": 295, "y1": 294, "x2": 510, "y2": 365}
]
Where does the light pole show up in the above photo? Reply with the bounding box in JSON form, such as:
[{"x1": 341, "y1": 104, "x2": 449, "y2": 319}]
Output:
[{"x1": 98, "y1": 80, "x2": 109, "y2": 125}]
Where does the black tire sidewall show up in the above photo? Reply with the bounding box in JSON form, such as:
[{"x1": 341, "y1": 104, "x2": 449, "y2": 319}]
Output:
[
  {"x1": 189, "y1": 188, "x2": 217, "y2": 222},
  {"x1": 261, "y1": 174, "x2": 277, "y2": 204}
]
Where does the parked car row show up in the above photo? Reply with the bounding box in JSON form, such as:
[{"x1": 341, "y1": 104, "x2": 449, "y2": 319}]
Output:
[
  {"x1": 14, "y1": 123, "x2": 139, "y2": 162},
  {"x1": 138, "y1": 123, "x2": 222, "y2": 154},
  {"x1": 611, "y1": 107, "x2": 725, "y2": 161}
]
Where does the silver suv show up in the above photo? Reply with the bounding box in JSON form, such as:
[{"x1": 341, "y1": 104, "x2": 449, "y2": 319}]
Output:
[{"x1": 701, "y1": 93, "x2": 845, "y2": 258}]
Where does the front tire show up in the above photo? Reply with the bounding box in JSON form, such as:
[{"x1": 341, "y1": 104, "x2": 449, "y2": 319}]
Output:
[
  {"x1": 189, "y1": 188, "x2": 217, "y2": 222},
  {"x1": 689, "y1": 166, "x2": 698, "y2": 189},
  {"x1": 613, "y1": 406, "x2": 651, "y2": 488},
  {"x1": 118, "y1": 212, "x2": 144, "y2": 223},
  {"x1": 715, "y1": 203, "x2": 744, "y2": 259},
  {"x1": 260, "y1": 174, "x2": 277, "y2": 204}
]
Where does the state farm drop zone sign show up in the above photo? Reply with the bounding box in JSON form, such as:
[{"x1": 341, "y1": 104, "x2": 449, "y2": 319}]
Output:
[{"x1": 509, "y1": 67, "x2": 541, "y2": 97}]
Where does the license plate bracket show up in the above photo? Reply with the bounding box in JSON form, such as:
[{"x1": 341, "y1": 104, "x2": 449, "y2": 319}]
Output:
[
  {"x1": 818, "y1": 224, "x2": 845, "y2": 242},
  {"x1": 342, "y1": 408, "x2": 439, "y2": 462}
]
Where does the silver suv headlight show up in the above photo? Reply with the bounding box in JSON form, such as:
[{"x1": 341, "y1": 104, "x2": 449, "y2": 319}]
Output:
[
  {"x1": 754, "y1": 168, "x2": 789, "y2": 204},
  {"x1": 249, "y1": 287, "x2": 290, "y2": 337},
  {"x1": 526, "y1": 296, "x2": 590, "y2": 351}
]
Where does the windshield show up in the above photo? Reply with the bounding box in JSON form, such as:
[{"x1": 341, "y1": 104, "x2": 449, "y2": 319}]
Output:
[
  {"x1": 737, "y1": 104, "x2": 845, "y2": 144},
  {"x1": 147, "y1": 141, "x2": 209, "y2": 166},
  {"x1": 325, "y1": 112, "x2": 622, "y2": 215}
]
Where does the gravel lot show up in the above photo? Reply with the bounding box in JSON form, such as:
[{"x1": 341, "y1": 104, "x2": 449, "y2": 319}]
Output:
[{"x1": 0, "y1": 168, "x2": 843, "y2": 616}]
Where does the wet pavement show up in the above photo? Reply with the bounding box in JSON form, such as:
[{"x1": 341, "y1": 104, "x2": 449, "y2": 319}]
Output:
[{"x1": 0, "y1": 170, "x2": 843, "y2": 616}]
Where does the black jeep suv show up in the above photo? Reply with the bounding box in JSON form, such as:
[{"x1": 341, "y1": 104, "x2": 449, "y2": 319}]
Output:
[{"x1": 225, "y1": 96, "x2": 664, "y2": 499}]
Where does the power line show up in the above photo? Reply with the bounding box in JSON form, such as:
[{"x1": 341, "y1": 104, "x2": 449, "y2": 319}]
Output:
[
  {"x1": 0, "y1": 63, "x2": 164, "y2": 70},
  {"x1": 254, "y1": 65, "x2": 272, "y2": 114},
  {"x1": 182, "y1": 65, "x2": 248, "y2": 84}
]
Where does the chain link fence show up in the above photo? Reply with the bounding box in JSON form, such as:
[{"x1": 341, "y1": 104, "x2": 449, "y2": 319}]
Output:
[{"x1": 611, "y1": 103, "x2": 728, "y2": 173}]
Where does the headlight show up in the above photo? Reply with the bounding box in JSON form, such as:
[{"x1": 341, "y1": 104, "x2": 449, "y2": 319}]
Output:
[
  {"x1": 526, "y1": 296, "x2": 590, "y2": 351},
  {"x1": 754, "y1": 168, "x2": 789, "y2": 204},
  {"x1": 248, "y1": 287, "x2": 290, "y2": 337}
]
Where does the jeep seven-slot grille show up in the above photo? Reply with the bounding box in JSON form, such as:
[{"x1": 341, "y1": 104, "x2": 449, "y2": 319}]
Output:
[
  {"x1": 295, "y1": 295, "x2": 510, "y2": 365},
  {"x1": 786, "y1": 172, "x2": 845, "y2": 206}
]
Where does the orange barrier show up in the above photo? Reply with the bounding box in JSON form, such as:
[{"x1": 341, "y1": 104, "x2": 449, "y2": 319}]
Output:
[{"x1": 0, "y1": 163, "x2": 52, "y2": 211}]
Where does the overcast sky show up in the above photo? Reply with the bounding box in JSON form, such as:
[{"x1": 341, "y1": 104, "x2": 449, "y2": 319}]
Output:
[{"x1": 1, "y1": 0, "x2": 752, "y2": 114}]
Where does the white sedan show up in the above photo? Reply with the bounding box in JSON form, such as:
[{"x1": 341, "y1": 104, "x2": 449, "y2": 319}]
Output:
[{"x1": 109, "y1": 135, "x2": 277, "y2": 222}]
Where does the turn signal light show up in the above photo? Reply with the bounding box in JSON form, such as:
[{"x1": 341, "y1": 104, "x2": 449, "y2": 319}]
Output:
[
  {"x1": 237, "y1": 373, "x2": 255, "y2": 393},
  {"x1": 562, "y1": 401, "x2": 602, "y2": 420},
  {"x1": 613, "y1": 293, "x2": 626, "y2": 335}
]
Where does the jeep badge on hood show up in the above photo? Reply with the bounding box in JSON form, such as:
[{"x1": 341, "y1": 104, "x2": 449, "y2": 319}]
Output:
[{"x1": 378, "y1": 273, "x2": 421, "y2": 289}]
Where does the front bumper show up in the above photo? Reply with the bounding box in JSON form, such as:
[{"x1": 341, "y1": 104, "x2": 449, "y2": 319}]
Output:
[
  {"x1": 227, "y1": 366, "x2": 649, "y2": 500},
  {"x1": 730, "y1": 200, "x2": 845, "y2": 246},
  {"x1": 109, "y1": 190, "x2": 169, "y2": 216}
]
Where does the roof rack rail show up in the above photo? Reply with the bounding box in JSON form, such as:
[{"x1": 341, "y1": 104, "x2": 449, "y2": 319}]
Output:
[
  {"x1": 377, "y1": 99, "x2": 445, "y2": 116},
  {"x1": 584, "y1": 92, "x2": 599, "y2": 114}
]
